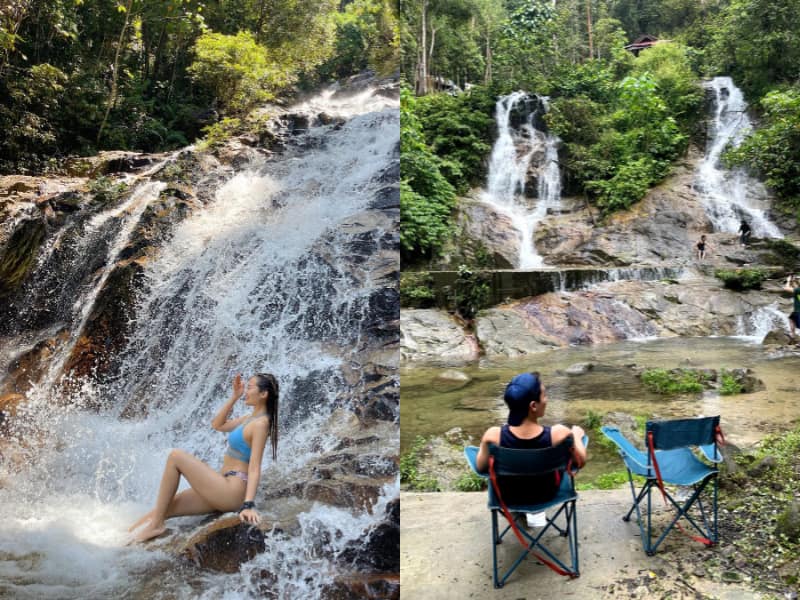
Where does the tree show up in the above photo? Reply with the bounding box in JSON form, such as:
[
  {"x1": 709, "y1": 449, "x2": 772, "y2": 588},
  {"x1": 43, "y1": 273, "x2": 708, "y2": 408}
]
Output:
[{"x1": 187, "y1": 31, "x2": 289, "y2": 115}]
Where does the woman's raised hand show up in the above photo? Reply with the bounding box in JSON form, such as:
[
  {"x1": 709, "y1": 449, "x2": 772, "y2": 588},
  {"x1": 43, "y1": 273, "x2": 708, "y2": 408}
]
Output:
[{"x1": 232, "y1": 373, "x2": 245, "y2": 398}]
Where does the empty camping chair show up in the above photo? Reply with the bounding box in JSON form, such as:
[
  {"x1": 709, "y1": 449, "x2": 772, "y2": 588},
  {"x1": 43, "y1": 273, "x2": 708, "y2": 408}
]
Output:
[
  {"x1": 601, "y1": 416, "x2": 723, "y2": 555},
  {"x1": 464, "y1": 436, "x2": 583, "y2": 588}
]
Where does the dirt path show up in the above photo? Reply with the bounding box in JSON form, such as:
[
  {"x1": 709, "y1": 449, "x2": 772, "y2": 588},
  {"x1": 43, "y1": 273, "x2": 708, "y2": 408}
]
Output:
[{"x1": 401, "y1": 489, "x2": 767, "y2": 599}]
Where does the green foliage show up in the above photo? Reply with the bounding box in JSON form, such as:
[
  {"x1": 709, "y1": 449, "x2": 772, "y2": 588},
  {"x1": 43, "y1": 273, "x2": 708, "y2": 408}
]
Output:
[
  {"x1": 587, "y1": 156, "x2": 659, "y2": 213},
  {"x1": 400, "y1": 436, "x2": 441, "y2": 491},
  {"x1": 88, "y1": 176, "x2": 129, "y2": 206},
  {"x1": 197, "y1": 117, "x2": 243, "y2": 150},
  {"x1": 450, "y1": 265, "x2": 491, "y2": 320},
  {"x1": 583, "y1": 410, "x2": 603, "y2": 431},
  {"x1": 630, "y1": 42, "x2": 704, "y2": 126},
  {"x1": 401, "y1": 88, "x2": 457, "y2": 263},
  {"x1": 0, "y1": 0, "x2": 377, "y2": 173},
  {"x1": 400, "y1": 272, "x2": 436, "y2": 308},
  {"x1": 414, "y1": 87, "x2": 496, "y2": 193},
  {"x1": 708, "y1": 0, "x2": 800, "y2": 100},
  {"x1": 719, "y1": 370, "x2": 745, "y2": 396},
  {"x1": 724, "y1": 89, "x2": 800, "y2": 214},
  {"x1": 317, "y1": 0, "x2": 398, "y2": 79},
  {"x1": 641, "y1": 368, "x2": 708, "y2": 394},
  {"x1": 455, "y1": 470, "x2": 487, "y2": 492},
  {"x1": 188, "y1": 32, "x2": 286, "y2": 115},
  {"x1": 714, "y1": 268, "x2": 768, "y2": 291},
  {"x1": 594, "y1": 470, "x2": 633, "y2": 490}
]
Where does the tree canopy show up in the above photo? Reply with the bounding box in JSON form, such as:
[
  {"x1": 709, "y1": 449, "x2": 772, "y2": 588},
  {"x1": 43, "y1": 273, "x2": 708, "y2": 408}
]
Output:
[{"x1": 0, "y1": 0, "x2": 398, "y2": 174}]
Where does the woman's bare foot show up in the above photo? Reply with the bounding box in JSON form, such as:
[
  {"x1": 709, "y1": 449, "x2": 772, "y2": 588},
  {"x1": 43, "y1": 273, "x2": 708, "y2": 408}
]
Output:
[
  {"x1": 133, "y1": 522, "x2": 167, "y2": 543},
  {"x1": 128, "y1": 511, "x2": 153, "y2": 532}
]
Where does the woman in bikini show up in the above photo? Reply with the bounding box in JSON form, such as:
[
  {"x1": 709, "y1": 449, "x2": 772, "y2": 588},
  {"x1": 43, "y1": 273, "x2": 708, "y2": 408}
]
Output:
[{"x1": 129, "y1": 373, "x2": 279, "y2": 542}]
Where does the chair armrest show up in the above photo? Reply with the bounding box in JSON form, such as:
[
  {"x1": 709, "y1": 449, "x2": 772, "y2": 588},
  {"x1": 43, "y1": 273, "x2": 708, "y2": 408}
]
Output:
[
  {"x1": 464, "y1": 445, "x2": 489, "y2": 477},
  {"x1": 600, "y1": 426, "x2": 650, "y2": 470},
  {"x1": 698, "y1": 443, "x2": 723, "y2": 463}
]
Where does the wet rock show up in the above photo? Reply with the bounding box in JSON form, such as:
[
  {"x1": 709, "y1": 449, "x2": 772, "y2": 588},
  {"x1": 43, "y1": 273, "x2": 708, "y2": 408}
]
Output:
[
  {"x1": 62, "y1": 260, "x2": 145, "y2": 392},
  {"x1": 443, "y1": 427, "x2": 470, "y2": 446},
  {"x1": 775, "y1": 501, "x2": 800, "y2": 540},
  {"x1": 721, "y1": 368, "x2": 765, "y2": 393},
  {"x1": 0, "y1": 329, "x2": 70, "y2": 397},
  {"x1": 762, "y1": 329, "x2": 793, "y2": 345},
  {"x1": 63, "y1": 151, "x2": 164, "y2": 177},
  {"x1": 0, "y1": 217, "x2": 47, "y2": 298},
  {"x1": 476, "y1": 307, "x2": 561, "y2": 357},
  {"x1": 0, "y1": 393, "x2": 25, "y2": 428},
  {"x1": 400, "y1": 309, "x2": 479, "y2": 363},
  {"x1": 433, "y1": 370, "x2": 471, "y2": 391},
  {"x1": 747, "y1": 455, "x2": 777, "y2": 477},
  {"x1": 565, "y1": 362, "x2": 594, "y2": 375},
  {"x1": 322, "y1": 574, "x2": 400, "y2": 600},
  {"x1": 443, "y1": 197, "x2": 519, "y2": 269},
  {"x1": 337, "y1": 498, "x2": 399, "y2": 572},
  {"x1": 179, "y1": 515, "x2": 286, "y2": 573}
]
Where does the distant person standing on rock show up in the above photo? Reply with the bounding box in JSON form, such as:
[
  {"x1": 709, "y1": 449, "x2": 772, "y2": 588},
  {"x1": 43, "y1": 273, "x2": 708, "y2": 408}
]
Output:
[
  {"x1": 738, "y1": 219, "x2": 752, "y2": 246},
  {"x1": 784, "y1": 275, "x2": 800, "y2": 340},
  {"x1": 696, "y1": 235, "x2": 712, "y2": 261}
]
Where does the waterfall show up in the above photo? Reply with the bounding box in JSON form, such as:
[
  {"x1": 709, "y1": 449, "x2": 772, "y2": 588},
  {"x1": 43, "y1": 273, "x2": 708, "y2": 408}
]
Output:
[
  {"x1": 481, "y1": 92, "x2": 562, "y2": 269},
  {"x1": 734, "y1": 302, "x2": 788, "y2": 342},
  {"x1": 695, "y1": 77, "x2": 782, "y2": 238},
  {"x1": 0, "y1": 87, "x2": 399, "y2": 599}
]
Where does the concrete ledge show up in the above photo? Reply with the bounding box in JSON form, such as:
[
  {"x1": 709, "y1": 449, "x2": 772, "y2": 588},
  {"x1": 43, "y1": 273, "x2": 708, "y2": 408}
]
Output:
[{"x1": 400, "y1": 489, "x2": 764, "y2": 599}]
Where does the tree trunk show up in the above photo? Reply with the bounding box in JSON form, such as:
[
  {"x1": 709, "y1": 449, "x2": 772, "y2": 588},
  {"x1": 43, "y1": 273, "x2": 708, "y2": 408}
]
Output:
[
  {"x1": 416, "y1": 0, "x2": 428, "y2": 95},
  {"x1": 428, "y1": 25, "x2": 436, "y2": 89},
  {"x1": 484, "y1": 28, "x2": 492, "y2": 85},
  {"x1": 586, "y1": 0, "x2": 594, "y2": 59},
  {"x1": 97, "y1": 0, "x2": 134, "y2": 146}
]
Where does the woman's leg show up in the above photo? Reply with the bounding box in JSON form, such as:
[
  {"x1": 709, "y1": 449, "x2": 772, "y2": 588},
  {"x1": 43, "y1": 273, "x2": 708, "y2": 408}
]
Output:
[
  {"x1": 134, "y1": 449, "x2": 243, "y2": 542},
  {"x1": 128, "y1": 489, "x2": 218, "y2": 532}
]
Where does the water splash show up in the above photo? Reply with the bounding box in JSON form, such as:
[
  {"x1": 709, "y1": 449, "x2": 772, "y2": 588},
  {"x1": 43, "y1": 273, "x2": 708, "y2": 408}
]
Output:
[
  {"x1": 734, "y1": 302, "x2": 788, "y2": 342},
  {"x1": 695, "y1": 77, "x2": 782, "y2": 238},
  {"x1": 481, "y1": 92, "x2": 562, "y2": 268}
]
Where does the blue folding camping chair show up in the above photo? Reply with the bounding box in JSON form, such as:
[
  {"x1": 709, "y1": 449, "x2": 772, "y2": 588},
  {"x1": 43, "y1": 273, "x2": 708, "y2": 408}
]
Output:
[
  {"x1": 465, "y1": 435, "x2": 586, "y2": 588},
  {"x1": 601, "y1": 416, "x2": 723, "y2": 555}
]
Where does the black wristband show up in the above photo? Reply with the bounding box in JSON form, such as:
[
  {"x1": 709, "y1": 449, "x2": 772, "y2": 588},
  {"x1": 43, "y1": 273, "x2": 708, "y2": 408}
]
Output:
[{"x1": 239, "y1": 501, "x2": 255, "y2": 513}]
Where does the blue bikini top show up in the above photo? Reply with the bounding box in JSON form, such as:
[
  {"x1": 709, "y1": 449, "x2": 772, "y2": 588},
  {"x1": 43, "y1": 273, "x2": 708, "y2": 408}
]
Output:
[{"x1": 226, "y1": 414, "x2": 265, "y2": 463}]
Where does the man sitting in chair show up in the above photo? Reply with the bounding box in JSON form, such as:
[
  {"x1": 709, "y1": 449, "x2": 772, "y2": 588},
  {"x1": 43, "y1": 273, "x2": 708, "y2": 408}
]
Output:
[{"x1": 476, "y1": 372, "x2": 587, "y2": 510}]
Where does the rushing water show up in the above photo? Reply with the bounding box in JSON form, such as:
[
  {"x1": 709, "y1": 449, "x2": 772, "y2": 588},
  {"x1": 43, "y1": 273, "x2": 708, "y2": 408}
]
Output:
[
  {"x1": 481, "y1": 92, "x2": 562, "y2": 269},
  {"x1": 401, "y1": 336, "x2": 800, "y2": 482},
  {"x1": 695, "y1": 77, "x2": 782, "y2": 238},
  {"x1": 0, "y1": 87, "x2": 399, "y2": 599}
]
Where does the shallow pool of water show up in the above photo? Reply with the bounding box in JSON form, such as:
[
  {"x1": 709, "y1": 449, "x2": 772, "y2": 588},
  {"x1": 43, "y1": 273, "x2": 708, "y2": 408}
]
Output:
[{"x1": 401, "y1": 337, "x2": 800, "y2": 482}]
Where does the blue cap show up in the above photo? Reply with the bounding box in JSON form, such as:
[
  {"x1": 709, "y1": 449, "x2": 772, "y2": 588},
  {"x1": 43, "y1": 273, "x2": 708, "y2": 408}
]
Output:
[{"x1": 504, "y1": 372, "x2": 541, "y2": 425}]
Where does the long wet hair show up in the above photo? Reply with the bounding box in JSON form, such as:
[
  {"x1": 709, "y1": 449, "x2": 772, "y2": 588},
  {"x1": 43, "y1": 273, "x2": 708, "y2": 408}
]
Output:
[{"x1": 254, "y1": 373, "x2": 279, "y2": 460}]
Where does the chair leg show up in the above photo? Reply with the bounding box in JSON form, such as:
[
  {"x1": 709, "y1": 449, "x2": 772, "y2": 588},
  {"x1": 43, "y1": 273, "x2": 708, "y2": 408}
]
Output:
[{"x1": 492, "y1": 510, "x2": 501, "y2": 588}]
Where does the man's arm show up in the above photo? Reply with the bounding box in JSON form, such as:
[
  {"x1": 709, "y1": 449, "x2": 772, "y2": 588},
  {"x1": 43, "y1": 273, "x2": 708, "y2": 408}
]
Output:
[{"x1": 475, "y1": 426, "x2": 501, "y2": 473}]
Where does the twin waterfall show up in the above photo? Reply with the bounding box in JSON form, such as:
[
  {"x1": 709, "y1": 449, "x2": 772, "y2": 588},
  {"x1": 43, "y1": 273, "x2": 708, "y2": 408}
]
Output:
[{"x1": 481, "y1": 79, "x2": 783, "y2": 269}]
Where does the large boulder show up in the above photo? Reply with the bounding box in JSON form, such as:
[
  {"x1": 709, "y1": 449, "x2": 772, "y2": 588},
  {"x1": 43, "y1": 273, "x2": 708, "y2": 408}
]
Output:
[{"x1": 400, "y1": 309, "x2": 479, "y2": 363}]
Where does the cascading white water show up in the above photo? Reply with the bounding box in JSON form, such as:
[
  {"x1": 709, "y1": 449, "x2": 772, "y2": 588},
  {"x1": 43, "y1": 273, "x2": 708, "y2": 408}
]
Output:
[
  {"x1": 695, "y1": 77, "x2": 782, "y2": 238},
  {"x1": 482, "y1": 92, "x2": 562, "y2": 269},
  {"x1": 734, "y1": 303, "x2": 789, "y2": 342},
  {"x1": 0, "y1": 88, "x2": 399, "y2": 599}
]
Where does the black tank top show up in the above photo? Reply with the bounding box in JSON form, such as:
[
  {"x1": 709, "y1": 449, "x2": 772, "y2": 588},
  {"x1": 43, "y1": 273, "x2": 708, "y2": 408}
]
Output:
[{"x1": 496, "y1": 424, "x2": 559, "y2": 505}]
